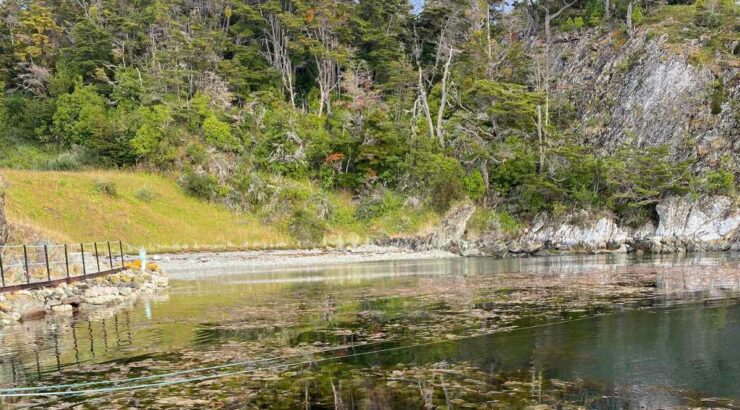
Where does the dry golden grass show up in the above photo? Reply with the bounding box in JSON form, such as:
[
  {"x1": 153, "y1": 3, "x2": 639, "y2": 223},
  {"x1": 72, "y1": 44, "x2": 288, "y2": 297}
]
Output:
[{"x1": 1, "y1": 169, "x2": 293, "y2": 252}]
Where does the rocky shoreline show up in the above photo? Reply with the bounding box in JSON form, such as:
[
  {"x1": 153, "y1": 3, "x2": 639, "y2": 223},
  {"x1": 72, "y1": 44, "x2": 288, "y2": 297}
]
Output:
[
  {"x1": 154, "y1": 247, "x2": 458, "y2": 278},
  {"x1": 386, "y1": 194, "x2": 740, "y2": 258},
  {"x1": 0, "y1": 269, "x2": 168, "y2": 327}
]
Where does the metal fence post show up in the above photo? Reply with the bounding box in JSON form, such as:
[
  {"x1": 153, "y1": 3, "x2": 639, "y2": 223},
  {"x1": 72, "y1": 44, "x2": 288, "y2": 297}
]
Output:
[
  {"x1": 80, "y1": 243, "x2": 87, "y2": 278},
  {"x1": 94, "y1": 243, "x2": 101, "y2": 273},
  {"x1": 23, "y1": 245, "x2": 30, "y2": 284},
  {"x1": 0, "y1": 248, "x2": 5, "y2": 287},
  {"x1": 107, "y1": 241, "x2": 113, "y2": 270},
  {"x1": 119, "y1": 240, "x2": 125, "y2": 268},
  {"x1": 44, "y1": 245, "x2": 51, "y2": 282},
  {"x1": 64, "y1": 244, "x2": 70, "y2": 279}
]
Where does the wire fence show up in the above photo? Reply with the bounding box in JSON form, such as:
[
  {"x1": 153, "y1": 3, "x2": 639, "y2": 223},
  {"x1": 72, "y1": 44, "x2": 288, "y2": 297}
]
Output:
[{"x1": 0, "y1": 240, "x2": 128, "y2": 292}]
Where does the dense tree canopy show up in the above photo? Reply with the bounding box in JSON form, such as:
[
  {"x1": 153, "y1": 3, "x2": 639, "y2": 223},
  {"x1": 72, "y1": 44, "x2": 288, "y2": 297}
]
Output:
[{"x1": 0, "y1": 0, "x2": 734, "y2": 226}]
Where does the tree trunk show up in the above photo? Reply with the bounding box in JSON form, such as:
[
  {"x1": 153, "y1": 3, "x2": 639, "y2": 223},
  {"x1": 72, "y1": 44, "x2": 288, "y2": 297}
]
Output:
[
  {"x1": 627, "y1": 2, "x2": 634, "y2": 37},
  {"x1": 417, "y1": 66, "x2": 436, "y2": 140},
  {"x1": 436, "y1": 47, "x2": 454, "y2": 147},
  {"x1": 536, "y1": 105, "x2": 544, "y2": 174},
  {"x1": 263, "y1": 14, "x2": 296, "y2": 108}
]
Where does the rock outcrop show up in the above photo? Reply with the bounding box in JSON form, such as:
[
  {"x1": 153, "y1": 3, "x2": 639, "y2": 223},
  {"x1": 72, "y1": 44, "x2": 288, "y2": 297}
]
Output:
[
  {"x1": 520, "y1": 211, "x2": 631, "y2": 253},
  {"x1": 381, "y1": 202, "x2": 477, "y2": 253},
  {"x1": 394, "y1": 195, "x2": 738, "y2": 257},
  {"x1": 653, "y1": 195, "x2": 740, "y2": 251},
  {"x1": 549, "y1": 29, "x2": 739, "y2": 176}
]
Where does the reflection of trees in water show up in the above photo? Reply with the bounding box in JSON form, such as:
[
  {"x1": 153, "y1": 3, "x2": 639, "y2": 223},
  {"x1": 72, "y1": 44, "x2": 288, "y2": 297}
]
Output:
[{"x1": 0, "y1": 311, "x2": 134, "y2": 384}]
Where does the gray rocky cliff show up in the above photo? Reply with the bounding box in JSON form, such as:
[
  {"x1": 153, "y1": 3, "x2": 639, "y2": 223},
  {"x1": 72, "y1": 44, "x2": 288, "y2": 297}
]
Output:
[
  {"x1": 388, "y1": 196, "x2": 738, "y2": 257},
  {"x1": 549, "y1": 29, "x2": 739, "y2": 175},
  {"x1": 464, "y1": 195, "x2": 738, "y2": 257}
]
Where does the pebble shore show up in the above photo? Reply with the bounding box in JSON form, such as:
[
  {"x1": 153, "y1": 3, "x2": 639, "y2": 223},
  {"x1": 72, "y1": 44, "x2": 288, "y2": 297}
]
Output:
[{"x1": 154, "y1": 245, "x2": 459, "y2": 279}]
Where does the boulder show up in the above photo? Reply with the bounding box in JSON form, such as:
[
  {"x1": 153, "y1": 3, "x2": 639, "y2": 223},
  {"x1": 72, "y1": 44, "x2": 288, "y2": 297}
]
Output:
[
  {"x1": 5, "y1": 293, "x2": 47, "y2": 320},
  {"x1": 521, "y1": 211, "x2": 629, "y2": 252},
  {"x1": 51, "y1": 304, "x2": 73, "y2": 315},
  {"x1": 654, "y1": 195, "x2": 740, "y2": 250},
  {"x1": 429, "y1": 202, "x2": 477, "y2": 250}
]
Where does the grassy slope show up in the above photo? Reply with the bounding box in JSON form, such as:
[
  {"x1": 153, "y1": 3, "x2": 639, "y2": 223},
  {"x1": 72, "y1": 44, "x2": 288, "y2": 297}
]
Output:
[
  {"x1": 1, "y1": 169, "x2": 292, "y2": 251},
  {"x1": 1, "y1": 170, "x2": 440, "y2": 252}
]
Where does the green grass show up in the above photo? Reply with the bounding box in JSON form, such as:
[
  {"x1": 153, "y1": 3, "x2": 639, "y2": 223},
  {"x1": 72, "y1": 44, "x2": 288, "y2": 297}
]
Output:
[
  {"x1": 1, "y1": 169, "x2": 441, "y2": 252},
  {"x1": 1, "y1": 169, "x2": 292, "y2": 251}
]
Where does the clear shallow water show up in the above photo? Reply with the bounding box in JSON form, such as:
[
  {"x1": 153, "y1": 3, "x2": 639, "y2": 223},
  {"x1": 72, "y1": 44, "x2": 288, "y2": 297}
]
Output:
[{"x1": 1, "y1": 253, "x2": 739, "y2": 408}]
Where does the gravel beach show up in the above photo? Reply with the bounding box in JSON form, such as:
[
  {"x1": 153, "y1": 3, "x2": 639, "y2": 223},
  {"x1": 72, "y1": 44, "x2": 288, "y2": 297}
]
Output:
[{"x1": 154, "y1": 245, "x2": 459, "y2": 279}]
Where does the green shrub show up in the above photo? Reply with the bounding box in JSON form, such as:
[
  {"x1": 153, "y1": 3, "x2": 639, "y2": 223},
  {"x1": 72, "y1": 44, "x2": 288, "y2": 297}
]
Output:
[
  {"x1": 134, "y1": 186, "x2": 157, "y2": 202},
  {"x1": 94, "y1": 179, "x2": 118, "y2": 197},
  {"x1": 709, "y1": 80, "x2": 726, "y2": 115},
  {"x1": 43, "y1": 152, "x2": 83, "y2": 171},
  {"x1": 289, "y1": 209, "x2": 326, "y2": 245},
  {"x1": 703, "y1": 170, "x2": 735, "y2": 194},
  {"x1": 463, "y1": 170, "x2": 487, "y2": 201},
  {"x1": 585, "y1": 0, "x2": 604, "y2": 26},
  {"x1": 427, "y1": 156, "x2": 466, "y2": 212},
  {"x1": 180, "y1": 171, "x2": 218, "y2": 200},
  {"x1": 203, "y1": 115, "x2": 236, "y2": 148},
  {"x1": 467, "y1": 208, "x2": 497, "y2": 235},
  {"x1": 496, "y1": 211, "x2": 521, "y2": 235},
  {"x1": 357, "y1": 191, "x2": 404, "y2": 221}
]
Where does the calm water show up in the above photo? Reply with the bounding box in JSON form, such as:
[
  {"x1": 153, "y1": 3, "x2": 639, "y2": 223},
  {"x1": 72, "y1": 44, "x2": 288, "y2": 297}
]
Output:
[{"x1": 1, "y1": 253, "x2": 739, "y2": 408}]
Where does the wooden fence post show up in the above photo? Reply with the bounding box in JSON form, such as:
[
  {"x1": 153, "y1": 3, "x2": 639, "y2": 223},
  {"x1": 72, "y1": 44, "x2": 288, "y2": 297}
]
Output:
[
  {"x1": 94, "y1": 243, "x2": 101, "y2": 273},
  {"x1": 80, "y1": 243, "x2": 87, "y2": 278},
  {"x1": 119, "y1": 240, "x2": 125, "y2": 268},
  {"x1": 107, "y1": 241, "x2": 113, "y2": 270},
  {"x1": 44, "y1": 245, "x2": 51, "y2": 281},
  {"x1": 64, "y1": 244, "x2": 70, "y2": 279},
  {"x1": 0, "y1": 248, "x2": 5, "y2": 287},
  {"x1": 23, "y1": 245, "x2": 30, "y2": 284}
]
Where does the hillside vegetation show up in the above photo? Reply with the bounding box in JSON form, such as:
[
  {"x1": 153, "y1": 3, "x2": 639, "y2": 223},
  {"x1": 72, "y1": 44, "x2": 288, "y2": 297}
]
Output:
[
  {"x1": 1, "y1": 169, "x2": 439, "y2": 250},
  {"x1": 0, "y1": 0, "x2": 736, "y2": 246}
]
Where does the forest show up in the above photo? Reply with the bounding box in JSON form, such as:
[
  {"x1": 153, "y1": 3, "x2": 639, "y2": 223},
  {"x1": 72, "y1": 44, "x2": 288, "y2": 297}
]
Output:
[{"x1": 0, "y1": 0, "x2": 736, "y2": 240}]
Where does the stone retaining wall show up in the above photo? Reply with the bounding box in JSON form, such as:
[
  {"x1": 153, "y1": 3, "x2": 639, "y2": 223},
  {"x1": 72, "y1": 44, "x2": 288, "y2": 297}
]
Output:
[{"x1": 0, "y1": 269, "x2": 168, "y2": 327}]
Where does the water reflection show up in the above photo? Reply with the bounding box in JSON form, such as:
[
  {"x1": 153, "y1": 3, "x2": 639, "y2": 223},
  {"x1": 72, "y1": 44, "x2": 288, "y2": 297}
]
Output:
[
  {"x1": 0, "y1": 309, "x2": 137, "y2": 384},
  {"x1": 0, "y1": 252, "x2": 738, "y2": 408}
]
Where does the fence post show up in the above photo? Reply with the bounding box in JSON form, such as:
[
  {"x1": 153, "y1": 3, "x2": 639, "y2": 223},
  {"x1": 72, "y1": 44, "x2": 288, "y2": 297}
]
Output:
[
  {"x1": 44, "y1": 245, "x2": 51, "y2": 282},
  {"x1": 0, "y1": 248, "x2": 5, "y2": 287},
  {"x1": 23, "y1": 245, "x2": 30, "y2": 284},
  {"x1": 94, "y1": 243, "x2": 101, "y2": 273},
  {"x1": 80, "y1": 243, "x2": 87, "y2": 278},
  {"x1": 64, "y1": 244, "x2": 70, "y2": 279},
  {"x1": 107, "y1": 241, "x2": 113, "y2": 270},
  {"x1": 119, "y1": 241, "x2": 125, "y2": 268}
]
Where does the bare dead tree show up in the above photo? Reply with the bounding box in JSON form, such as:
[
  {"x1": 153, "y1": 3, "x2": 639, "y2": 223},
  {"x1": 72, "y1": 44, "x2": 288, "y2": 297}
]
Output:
[
  {"x1": 262, "y1": 13, "x2": 296, "y2": 108},
  {"x1": 412, "y1": 27, "x2": 436, "y2": 140},
  {"x1": 304, "y1": 5, "x2": 343, "y2": 117},
  {"x1": 436, "y1": 42, "x2": 455, "y2": 146}
]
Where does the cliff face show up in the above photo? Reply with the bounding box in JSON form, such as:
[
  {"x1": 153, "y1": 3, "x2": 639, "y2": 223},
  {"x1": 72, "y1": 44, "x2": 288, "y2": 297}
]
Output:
[
  {"x1": 383, "y1": 193, "x2": 738, "y2": 256},
  {"x1": 549, "y1": 28, "x2": 739, "y2": 175},
  {"x1": 459, "y1": 194, "x2": 739, "y2": 257}
]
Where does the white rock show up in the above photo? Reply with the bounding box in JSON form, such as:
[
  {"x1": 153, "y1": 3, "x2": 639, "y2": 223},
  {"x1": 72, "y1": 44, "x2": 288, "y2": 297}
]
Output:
[{"x1": 51, "y1": 304, "x2": 73, "y2": 314}]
